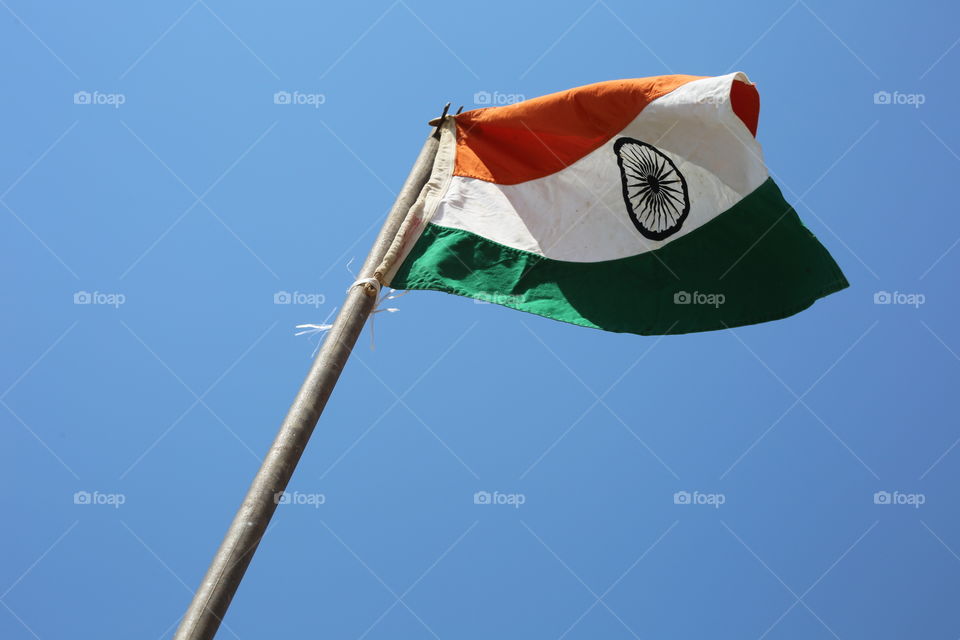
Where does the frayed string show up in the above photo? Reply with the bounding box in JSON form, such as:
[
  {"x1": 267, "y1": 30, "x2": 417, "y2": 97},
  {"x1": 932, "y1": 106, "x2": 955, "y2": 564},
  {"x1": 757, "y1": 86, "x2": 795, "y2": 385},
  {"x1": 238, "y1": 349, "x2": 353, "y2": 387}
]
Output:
[
  {"x1": 367, "y1": 288, "x2": 409, "y2": 351},
  {"x1": 295, "y1": 305, "x2": 339, "y2": 357},
  {"x1": 295, "y1": 278, "x2": 407, "y2": 354}
]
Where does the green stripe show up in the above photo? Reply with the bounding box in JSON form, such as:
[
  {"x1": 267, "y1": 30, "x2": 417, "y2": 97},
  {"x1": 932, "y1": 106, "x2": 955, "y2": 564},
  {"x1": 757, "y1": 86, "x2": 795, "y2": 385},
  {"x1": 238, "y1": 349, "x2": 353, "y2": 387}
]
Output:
[{"x1": 390, "y1": 178, "x2": 849, "y2": 335}]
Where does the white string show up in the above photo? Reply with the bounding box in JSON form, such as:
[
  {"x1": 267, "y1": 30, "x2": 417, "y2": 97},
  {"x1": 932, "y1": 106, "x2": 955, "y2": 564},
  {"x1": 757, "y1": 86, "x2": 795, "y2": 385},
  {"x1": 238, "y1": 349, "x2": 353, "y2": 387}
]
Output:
[
  {"x1": 367, "y1": 288, "x2": 409, "y2": 351},
  {"x1": 295, "y1": 278, "x2": 406, "y2": 354},
  {"x1": 295, "y1": 305, "x2": 339, "y2": 357}
]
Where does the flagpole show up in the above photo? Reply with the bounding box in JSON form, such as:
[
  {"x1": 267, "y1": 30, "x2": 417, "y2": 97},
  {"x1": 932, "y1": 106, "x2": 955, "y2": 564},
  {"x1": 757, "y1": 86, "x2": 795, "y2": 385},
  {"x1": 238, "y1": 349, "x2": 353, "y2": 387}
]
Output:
[{"x1": 172, "y1": 109, "x2": 445, "y2": 640}]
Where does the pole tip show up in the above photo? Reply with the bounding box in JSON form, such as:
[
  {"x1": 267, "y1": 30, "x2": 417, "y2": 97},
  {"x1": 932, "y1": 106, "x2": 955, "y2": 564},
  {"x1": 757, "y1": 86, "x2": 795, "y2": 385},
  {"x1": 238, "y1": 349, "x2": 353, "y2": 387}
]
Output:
[{"x1": 431, "y1": 103, "x2": 452, "y2": 137}]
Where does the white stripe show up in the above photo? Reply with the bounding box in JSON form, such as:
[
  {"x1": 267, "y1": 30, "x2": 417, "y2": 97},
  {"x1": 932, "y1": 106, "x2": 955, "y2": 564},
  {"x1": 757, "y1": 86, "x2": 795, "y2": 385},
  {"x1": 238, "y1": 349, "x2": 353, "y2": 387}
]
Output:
[
  {"x1": 384, "y1": 117, "x2": 459, "y2": 283},
  {"x1": 427, "y1": 73, "x2": 768, "y2": 262}
]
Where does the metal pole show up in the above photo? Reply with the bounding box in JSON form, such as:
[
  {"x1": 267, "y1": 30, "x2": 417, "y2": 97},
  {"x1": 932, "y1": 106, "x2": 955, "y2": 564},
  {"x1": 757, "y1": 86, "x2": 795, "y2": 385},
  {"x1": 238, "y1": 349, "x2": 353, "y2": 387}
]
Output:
[{"x1": 173, "y1": 122, "x2": 442, "y2": 640}]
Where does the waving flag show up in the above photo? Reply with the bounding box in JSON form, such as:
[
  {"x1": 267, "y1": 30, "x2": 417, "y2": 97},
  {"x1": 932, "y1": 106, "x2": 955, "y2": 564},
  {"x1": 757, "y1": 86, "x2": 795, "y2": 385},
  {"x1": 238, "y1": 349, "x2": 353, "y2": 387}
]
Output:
[
  {"x1": 386, "y1": 73, "x2": 848, "y2": 335},
  {"x1": 177, "y1": 76, "x2": 854, "y2": 636}
]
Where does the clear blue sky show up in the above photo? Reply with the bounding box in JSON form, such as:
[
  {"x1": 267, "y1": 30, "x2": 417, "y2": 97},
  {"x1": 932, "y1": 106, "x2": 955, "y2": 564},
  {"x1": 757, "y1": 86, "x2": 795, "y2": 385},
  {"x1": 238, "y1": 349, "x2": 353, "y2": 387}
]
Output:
[{"x1": 2, "y1": 1, "x2": 959, "y2": 638}]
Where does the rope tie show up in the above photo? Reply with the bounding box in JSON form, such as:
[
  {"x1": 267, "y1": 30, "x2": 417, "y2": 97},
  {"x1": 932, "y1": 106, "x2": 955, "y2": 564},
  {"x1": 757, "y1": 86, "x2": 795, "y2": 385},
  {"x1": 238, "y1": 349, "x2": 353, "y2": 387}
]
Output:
[{"x1": 351, "y1": 276, "x2": 381, "y2": 296}]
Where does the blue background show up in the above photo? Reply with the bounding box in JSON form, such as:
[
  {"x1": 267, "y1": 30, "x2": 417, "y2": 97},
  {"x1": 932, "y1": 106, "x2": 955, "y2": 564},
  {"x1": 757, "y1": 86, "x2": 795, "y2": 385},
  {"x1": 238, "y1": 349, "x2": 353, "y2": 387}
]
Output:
[{"x1": 2, "y1": 1, "x2": 958, "y2": 638}]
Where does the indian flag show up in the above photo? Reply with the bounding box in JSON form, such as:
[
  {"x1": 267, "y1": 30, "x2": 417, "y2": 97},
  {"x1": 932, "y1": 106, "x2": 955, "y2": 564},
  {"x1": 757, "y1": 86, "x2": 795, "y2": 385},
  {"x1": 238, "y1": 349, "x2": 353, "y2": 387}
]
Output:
[{"x1": 386, "y1": 72, "x2": 848, "y2": 335}]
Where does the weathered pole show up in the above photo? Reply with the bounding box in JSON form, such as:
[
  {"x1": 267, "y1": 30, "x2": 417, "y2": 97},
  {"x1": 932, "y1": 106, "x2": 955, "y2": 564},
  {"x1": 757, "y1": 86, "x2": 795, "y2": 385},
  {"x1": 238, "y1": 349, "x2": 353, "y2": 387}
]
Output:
[{"x1": 172, "y1": 112, "x2": 444, "y2": 640}]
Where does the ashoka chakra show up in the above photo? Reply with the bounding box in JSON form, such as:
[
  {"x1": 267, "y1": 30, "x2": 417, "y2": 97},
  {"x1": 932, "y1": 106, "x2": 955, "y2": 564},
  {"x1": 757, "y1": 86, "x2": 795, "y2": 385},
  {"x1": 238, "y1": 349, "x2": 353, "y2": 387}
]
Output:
[{"x1": 614, "y1": 137, "x2": 690, "y2": 241}]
